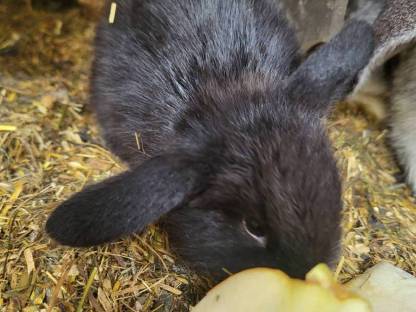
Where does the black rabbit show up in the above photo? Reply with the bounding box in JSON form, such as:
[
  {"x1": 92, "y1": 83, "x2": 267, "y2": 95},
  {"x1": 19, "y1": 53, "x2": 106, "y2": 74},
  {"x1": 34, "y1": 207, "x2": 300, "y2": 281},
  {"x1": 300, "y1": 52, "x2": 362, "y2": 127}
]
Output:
[{"x1": 46, "y1": 0, "x2": 377, "y2": 280}]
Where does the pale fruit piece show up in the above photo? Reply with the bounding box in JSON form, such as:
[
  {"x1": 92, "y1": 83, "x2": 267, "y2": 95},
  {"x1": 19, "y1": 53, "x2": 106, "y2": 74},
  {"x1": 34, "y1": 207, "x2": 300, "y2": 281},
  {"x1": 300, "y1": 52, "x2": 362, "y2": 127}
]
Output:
[
  {"x1": 192, "y1": 264, "x2": 370, "y2": 312},
  {"x1": 346, "y1": 262, "x2": 416, "y2": 312}
]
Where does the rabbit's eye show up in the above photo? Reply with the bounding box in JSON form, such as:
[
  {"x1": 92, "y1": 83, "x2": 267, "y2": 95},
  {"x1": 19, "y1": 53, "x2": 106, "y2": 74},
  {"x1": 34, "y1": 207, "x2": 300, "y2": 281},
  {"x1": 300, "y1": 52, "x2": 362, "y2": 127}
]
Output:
[{"x1": 242, "y1": 218, "x2": 267, "y2": 246}]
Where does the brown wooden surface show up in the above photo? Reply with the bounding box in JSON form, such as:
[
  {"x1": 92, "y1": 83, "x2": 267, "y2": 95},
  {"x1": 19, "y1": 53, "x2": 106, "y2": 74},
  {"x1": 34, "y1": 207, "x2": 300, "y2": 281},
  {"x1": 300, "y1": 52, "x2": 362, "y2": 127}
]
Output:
[{"x1": 280, "y1": 0, "x2": 349, "y2": 51}]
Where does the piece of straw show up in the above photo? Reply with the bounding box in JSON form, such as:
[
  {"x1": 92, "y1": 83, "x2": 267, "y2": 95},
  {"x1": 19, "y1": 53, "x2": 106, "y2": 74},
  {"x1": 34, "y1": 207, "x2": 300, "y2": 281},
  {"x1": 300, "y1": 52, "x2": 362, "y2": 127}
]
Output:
[
  {"x1": 76, "y1": 267, "x2": 98, "y2": 312},
  {"x1": 109, "y1": 2, "x2": 117, "y2": 24}
]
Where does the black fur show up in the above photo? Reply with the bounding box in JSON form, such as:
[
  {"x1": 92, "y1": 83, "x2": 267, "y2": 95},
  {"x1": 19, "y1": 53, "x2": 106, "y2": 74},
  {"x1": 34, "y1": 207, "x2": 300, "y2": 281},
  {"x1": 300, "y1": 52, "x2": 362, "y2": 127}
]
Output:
[
  {"x1": 46, "y1": 154, "x2": 209, "y2": 246},
  {"x1": 46, "y1": 0, "x2": 376, "y2": 280},
  {"x1": 289, "y1": 20, "x2": 375, "y2": 113}
]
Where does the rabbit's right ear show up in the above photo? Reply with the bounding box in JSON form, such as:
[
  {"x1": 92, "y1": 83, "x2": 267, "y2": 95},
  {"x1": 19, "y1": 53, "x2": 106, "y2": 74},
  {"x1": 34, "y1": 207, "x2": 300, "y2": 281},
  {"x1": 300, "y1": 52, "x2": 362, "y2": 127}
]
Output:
[
  {"x1": 46, "y1": 154, "x2": 207, "y2": 247},
  {"x1": 287, "y1": 19, "x2": 376, "y2": 114}
]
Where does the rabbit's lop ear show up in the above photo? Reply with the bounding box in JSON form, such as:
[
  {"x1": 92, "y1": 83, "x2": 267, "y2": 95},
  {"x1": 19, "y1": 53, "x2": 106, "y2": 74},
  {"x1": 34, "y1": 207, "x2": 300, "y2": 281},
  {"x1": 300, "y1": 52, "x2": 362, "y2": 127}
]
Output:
[
  {"x1": 46, "y1": 154, "x2": 206, "y2": 247},
  {"x1": 287, "y1": 20, "x2": 375, "y2": 113}
]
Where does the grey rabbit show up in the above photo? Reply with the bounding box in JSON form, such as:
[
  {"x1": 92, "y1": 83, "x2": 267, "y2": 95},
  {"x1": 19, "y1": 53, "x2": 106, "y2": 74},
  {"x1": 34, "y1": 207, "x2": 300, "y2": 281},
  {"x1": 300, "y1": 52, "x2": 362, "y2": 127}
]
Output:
[
  {"x1": 348, "y1": 0, "x2": 416, "y2": 194},
  {"x1": 46, "y1": 0, "x2": 378, "y2": 280},
  {"x1": 390, "y1": 45, "x2": 416, "y2": 193},
  {"x1": 353, "y1": 45, "x2": 416, "y2": 192}
]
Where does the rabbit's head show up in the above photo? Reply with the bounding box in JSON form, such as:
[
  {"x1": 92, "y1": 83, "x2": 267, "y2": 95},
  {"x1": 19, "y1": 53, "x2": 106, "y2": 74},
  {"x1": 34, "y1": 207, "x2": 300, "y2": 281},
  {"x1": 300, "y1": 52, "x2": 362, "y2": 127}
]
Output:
[
  {"x1": 46, "y1": 20, "x2": 375, "y2": 280},
  {"x1": 163, "y1": 116, "x2": 343, "y2": 279}
]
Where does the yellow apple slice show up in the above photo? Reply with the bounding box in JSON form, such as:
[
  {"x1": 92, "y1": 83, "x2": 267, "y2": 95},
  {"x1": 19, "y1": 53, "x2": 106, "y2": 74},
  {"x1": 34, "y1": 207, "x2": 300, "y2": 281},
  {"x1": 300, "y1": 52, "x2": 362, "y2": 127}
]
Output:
[{"x1": 192, "y1": 264, "x2": 371, "y2": 312}]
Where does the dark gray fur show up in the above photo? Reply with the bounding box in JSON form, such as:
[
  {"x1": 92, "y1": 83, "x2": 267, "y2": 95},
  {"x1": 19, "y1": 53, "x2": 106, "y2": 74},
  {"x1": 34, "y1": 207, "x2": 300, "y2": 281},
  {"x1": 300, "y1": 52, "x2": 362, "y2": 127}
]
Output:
[{"x1": 46, "y1": 0, "x2": 376, "y2": 280}]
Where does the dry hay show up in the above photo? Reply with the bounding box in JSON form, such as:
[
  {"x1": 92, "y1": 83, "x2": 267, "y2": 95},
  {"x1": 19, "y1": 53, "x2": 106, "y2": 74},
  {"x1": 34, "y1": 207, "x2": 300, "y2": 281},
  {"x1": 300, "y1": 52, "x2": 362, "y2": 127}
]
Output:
[{"x1": 0, "y1": 2, "x2": 415, "y2": 311}]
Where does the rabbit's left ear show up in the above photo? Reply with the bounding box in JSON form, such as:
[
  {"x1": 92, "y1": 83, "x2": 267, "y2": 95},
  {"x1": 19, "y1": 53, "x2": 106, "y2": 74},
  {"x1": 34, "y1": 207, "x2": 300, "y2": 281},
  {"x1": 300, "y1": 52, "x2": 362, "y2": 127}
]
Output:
[
  {"x1": 287, "y1": 20, "x2": 375, "y2": 113},
  {"x1": 46, "y1": 154, "x2": 208, "y2": 247}
]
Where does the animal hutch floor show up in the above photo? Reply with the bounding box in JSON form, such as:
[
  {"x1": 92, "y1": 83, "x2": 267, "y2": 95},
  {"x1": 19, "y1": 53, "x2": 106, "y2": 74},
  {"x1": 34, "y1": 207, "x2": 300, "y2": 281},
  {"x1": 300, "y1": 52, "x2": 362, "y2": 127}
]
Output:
[{"x1": 1, "y1": 2, "x2": 415, "y2": 312}]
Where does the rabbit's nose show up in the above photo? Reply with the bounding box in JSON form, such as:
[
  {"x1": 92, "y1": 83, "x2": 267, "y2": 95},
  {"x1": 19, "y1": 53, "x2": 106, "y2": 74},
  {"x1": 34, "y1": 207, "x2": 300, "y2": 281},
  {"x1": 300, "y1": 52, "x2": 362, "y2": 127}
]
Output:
[
  {"x1": 285, "y1": 266, "x2": 313, "y2": 280},
  {"x1": 276, "y1": 256, "x2": 321, "y2": 280}
]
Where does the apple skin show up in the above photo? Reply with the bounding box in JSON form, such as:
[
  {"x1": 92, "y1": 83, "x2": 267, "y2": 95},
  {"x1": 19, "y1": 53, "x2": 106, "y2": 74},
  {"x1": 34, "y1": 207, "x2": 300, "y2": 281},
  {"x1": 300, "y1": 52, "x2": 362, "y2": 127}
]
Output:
[{"x1": 192, "y1": 264, "x2": 371, "y2": 312}]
